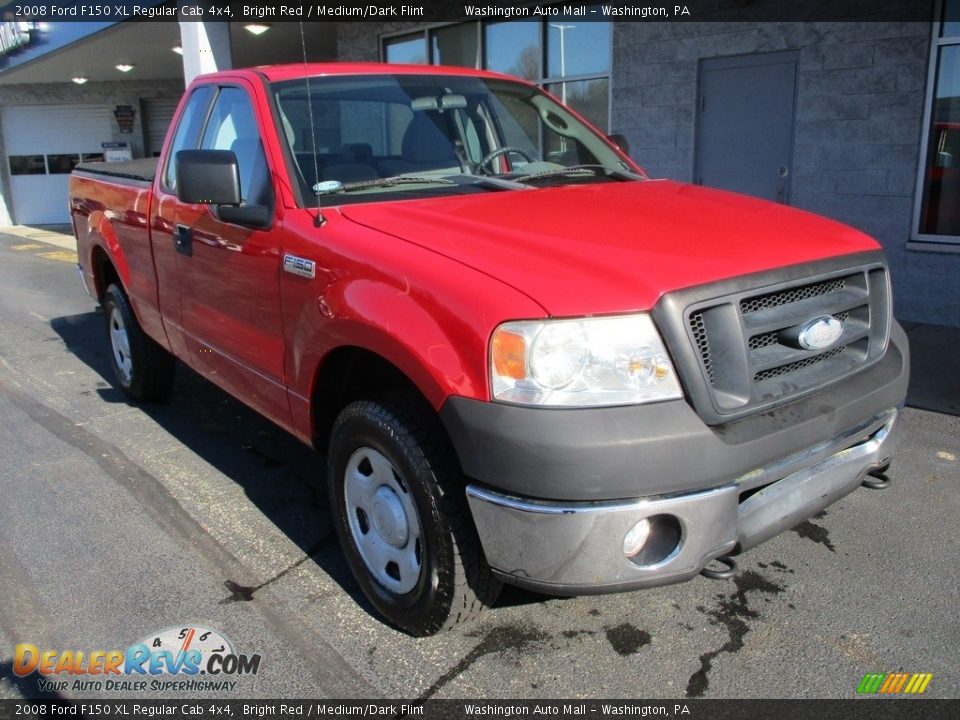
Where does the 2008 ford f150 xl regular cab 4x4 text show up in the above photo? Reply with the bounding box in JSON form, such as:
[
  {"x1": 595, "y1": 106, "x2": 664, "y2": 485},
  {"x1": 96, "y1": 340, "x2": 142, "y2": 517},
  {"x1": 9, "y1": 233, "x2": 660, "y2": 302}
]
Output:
[{"x1": 70, "y1": 63, "x2": 909, "y2": 636}]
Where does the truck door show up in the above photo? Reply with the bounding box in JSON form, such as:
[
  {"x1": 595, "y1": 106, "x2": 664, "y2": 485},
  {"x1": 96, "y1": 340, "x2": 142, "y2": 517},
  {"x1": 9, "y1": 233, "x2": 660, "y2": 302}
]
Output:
[
  {"x1": 152, "y1": 84, "x2": 214, "y2": 361},
  {"x1": 170, "y1": 82, "x2": 290, "y2": 427}
]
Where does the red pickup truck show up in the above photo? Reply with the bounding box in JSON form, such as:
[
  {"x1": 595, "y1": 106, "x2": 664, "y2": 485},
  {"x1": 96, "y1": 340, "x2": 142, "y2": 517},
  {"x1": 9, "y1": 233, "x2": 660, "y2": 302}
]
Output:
[{"x1": 70, "y1": 63, "x2": 908, "y2": 636}]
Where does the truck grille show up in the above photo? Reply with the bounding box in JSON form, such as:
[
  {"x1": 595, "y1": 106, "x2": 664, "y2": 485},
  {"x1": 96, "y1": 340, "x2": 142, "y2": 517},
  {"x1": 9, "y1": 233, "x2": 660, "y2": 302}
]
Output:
[{"x1": 654, "y1": 253, "x2": 891, "y2": 425}]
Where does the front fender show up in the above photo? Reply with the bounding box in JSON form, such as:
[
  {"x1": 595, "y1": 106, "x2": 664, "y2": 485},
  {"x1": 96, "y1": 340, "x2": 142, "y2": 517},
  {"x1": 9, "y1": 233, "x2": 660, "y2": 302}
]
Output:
[
  {"x1": 293, "y1": 274, "x2": 505, "y2": 410},
  {"x1": 278, "y1": 210, "x2": 546, "y2": 442}
]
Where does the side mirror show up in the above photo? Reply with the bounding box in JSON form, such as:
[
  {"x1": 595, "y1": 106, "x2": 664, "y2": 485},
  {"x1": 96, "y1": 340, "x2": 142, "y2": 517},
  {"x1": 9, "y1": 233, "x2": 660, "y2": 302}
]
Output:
[
  {"x1": 175, "y1": 150, "x2": 241, "y2": 206},
  {"x1": 607, "y1": 133, "x2": 631, "y2": 157}
]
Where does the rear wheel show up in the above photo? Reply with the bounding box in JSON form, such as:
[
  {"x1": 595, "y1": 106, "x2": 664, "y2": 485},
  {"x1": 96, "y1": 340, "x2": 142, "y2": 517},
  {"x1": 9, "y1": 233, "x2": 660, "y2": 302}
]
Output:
[
  {"x1": 104, "y1": 283, "x2": 175, "y2": 403},
  {"x1": 328, "y1": 394, "x2": 501, "y2": 635}
]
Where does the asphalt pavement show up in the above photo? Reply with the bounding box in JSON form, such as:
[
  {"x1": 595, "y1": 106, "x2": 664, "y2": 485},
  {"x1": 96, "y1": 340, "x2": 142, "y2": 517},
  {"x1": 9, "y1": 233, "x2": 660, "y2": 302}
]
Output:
[{"x1": 0, "y1": 229, "x2": 957, "y2": 700}]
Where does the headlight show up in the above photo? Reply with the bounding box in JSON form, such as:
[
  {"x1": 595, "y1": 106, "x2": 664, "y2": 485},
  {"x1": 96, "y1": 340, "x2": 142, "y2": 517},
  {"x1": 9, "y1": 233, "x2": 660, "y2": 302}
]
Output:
[{"x1": 490, "y1": 314, "x2": 683, "y2": 407}]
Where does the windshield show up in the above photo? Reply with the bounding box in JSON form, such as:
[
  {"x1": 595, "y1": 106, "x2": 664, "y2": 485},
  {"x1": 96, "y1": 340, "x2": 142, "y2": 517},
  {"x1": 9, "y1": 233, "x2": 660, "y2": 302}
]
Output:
[{"x1": 271, "y1": 73, "x2": 641, "y2": 205}]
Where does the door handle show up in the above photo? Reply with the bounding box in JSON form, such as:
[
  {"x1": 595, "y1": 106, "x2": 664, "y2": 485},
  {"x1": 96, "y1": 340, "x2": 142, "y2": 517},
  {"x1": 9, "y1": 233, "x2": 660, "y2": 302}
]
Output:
[{"x1": 174, "y1": 224, "x2": 192, "y2": 257}]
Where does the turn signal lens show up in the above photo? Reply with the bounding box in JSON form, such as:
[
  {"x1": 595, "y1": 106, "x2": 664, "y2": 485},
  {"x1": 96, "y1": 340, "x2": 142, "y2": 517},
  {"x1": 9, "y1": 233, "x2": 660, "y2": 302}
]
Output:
[{"x1": 491, "y1": 329, "x2": 527, "y2": 380}]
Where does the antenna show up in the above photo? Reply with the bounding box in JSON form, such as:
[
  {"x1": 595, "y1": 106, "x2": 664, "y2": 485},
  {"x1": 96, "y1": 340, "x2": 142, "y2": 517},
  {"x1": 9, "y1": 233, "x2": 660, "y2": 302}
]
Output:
[{"x1": 299, "y1": 21, "x2": 325, "y2": 228}]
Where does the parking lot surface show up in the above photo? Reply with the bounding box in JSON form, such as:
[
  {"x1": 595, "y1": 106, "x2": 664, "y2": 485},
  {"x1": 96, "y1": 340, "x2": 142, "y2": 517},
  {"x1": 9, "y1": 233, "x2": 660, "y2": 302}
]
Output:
[{"x1": 0, "y1": 232, "x2": 957, "y2": 700}]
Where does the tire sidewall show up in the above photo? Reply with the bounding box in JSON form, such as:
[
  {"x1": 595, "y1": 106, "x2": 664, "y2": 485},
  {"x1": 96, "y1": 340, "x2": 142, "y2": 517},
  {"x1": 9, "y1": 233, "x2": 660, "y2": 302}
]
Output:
[
  {"x1": 104, "y1": 284, "x2": 136, "y2": 393},
  {"x1": 328, "y1": 405, "x2": 456, "y2": 633}
]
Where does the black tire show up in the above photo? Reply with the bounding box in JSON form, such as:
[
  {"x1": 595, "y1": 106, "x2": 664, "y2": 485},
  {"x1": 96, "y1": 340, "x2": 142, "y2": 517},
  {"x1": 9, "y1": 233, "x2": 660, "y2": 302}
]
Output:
[
  {"x1": 103, "y1": 283, "x2": 175, "y2": 403},
  {"x1": 328, "y1": 393, "x2": 501, "y2": 635}
]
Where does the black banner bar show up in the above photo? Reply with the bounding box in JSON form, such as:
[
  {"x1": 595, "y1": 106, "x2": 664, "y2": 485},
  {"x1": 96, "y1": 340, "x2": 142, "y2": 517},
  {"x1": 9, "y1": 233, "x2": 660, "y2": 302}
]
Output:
[
  {"x1": 0, "y1": 0, "x2": 940, "y2": 24},
  {"x1": 1, "y1": 700, "x2": 959, "y2": 720}
]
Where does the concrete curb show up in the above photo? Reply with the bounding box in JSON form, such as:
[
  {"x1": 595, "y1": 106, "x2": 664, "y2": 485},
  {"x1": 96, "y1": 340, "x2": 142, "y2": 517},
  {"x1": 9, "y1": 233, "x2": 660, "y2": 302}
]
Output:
[{"x1": 3, "y1": 225, "x2": 76, "y2": 251}]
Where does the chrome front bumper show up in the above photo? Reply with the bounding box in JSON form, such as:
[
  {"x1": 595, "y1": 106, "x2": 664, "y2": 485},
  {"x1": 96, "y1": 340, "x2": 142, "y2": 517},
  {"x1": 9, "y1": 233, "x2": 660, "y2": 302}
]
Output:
[{"x1": 466, "y1": 408, "x2": 898, "y2": 594}]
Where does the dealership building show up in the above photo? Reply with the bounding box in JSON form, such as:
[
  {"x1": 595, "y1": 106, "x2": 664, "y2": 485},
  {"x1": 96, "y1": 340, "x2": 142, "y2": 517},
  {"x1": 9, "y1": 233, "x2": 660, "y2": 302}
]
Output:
[{"x1": 0, "y1": 1, "x2": 957, "y2": 325}]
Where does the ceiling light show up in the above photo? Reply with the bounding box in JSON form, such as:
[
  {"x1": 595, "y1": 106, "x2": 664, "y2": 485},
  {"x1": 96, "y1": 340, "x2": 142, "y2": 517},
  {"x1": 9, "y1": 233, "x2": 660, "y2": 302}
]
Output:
[
  {"x1": 72, "y1": 76, "x2": 88, "y2": 85},
  {"x1": 172, "y1": 45, "x2": 183, "y2": 55},
  {"x1": 115, "y1": 64, "x2": 134, "y2": 73},
  {"x1": 244, "y1": 23, "x2": 270, "y2": 36}
]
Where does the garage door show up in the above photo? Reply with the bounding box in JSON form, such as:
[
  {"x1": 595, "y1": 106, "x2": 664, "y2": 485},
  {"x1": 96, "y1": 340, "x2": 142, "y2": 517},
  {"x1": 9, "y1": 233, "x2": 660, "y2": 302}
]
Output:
[
  {"x1": 143, "y1": 97, "x2": 179, "y2": 157},
  {"x1": 2, "y1": 104, "x2": 115, "y2": 225}
]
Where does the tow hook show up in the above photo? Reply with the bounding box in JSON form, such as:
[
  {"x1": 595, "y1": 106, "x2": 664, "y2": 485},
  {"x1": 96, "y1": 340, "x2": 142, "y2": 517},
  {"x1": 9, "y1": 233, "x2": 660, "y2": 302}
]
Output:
[
  {"x1": 862, "y1": 460, "x2": 891, "y2": 490},
  {"x1": 700, "y1": 556, "x2": 738, "y2": 580}
]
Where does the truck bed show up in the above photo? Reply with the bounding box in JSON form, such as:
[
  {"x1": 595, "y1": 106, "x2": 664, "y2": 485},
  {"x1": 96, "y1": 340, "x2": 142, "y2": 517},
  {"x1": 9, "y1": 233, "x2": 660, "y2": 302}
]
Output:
[{"x1": 73, "y1": 158, "x2": 158, "y2": 184}]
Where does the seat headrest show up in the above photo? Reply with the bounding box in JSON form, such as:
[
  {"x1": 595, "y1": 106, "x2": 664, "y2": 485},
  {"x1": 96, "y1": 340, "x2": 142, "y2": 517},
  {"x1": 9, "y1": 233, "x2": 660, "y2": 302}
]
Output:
[
  {"x1": 401, "y1": 114, "x2": 457, "y2": 164},
  {"x1": 342, "y1": 143, "x2": 373, "y2": 163}
]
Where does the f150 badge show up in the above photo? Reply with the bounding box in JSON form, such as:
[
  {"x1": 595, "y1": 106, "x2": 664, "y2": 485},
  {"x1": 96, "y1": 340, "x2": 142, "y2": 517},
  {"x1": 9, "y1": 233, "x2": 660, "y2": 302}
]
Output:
[
  {"x1": 797, "y1": 315, "x2": 844, "y2": 350},
  {"x1": 283, "y1": 254, "x2": 316, "y2": 279}
]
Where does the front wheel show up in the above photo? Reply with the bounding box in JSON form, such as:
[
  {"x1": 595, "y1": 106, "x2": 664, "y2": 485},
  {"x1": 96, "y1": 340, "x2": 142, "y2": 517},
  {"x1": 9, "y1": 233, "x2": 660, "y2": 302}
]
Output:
[
  {"x1": 328, "y1": 395, "x2": 501, "y2": 635},
  {"x1": 103, "y1": 283, "x2": 175, "y2": 403}
]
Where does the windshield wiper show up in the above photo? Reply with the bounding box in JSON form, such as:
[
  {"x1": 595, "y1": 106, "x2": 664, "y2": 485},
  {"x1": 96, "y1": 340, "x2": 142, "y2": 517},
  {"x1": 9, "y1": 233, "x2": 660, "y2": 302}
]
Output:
[
  {"x1": 317, "y1": 174, "x2": 528, "y2": 196},
  {"x1": 512, "y1": 164, "x2": 644, "y2": 184},
  {"x1": 335, "y1": 175, "x2": 456, "y2": 192},
  {"x1": 467, "y1": 175, "x2": 531, "y2": 191}
]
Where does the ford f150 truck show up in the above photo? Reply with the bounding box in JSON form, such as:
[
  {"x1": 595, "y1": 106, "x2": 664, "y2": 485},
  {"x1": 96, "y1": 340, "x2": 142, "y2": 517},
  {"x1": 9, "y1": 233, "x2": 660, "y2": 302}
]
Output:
[{"x1": 70, "y1": 63, "x2": 908, "y2": 636}]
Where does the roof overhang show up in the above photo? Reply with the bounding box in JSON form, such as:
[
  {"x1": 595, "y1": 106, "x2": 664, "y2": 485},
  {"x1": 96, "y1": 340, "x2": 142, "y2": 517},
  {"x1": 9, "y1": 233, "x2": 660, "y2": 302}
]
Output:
[{"x1": 0, "y1": 20, "x2": 337, "y2": 86}]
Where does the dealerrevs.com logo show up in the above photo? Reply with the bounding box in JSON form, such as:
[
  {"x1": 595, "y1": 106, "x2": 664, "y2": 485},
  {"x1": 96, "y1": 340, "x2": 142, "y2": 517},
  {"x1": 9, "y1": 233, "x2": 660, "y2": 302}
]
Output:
[{"x1": 13, "y1": 625, "x2": 261, "y2": 693}]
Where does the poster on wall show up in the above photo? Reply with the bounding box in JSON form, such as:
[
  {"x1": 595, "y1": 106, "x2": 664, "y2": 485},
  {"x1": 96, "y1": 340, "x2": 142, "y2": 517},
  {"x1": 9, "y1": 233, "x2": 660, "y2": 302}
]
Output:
[{"x1": 113, "y1": 104, "x2": 136, "y2": 133}]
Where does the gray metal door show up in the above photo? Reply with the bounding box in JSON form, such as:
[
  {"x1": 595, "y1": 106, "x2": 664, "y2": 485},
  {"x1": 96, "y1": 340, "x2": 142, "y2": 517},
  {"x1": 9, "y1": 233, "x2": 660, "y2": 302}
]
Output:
[{"x1": 696, "y1": 51, "x2": 798, "y2": 203}]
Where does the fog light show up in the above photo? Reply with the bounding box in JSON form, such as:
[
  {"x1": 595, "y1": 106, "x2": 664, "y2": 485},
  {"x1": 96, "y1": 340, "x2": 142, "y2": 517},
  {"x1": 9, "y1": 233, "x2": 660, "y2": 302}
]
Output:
[
  {"x1": 625, "y1": 514, "x2": 683, "y2": 567},
  {"x1": 623, "y1": 518, "x2": 651, "y2": 558}
]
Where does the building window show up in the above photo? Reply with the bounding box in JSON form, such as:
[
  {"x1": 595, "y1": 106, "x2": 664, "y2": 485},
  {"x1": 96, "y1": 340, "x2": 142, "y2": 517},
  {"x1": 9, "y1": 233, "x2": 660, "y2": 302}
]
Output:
[
  {"x1": 381, "y1": 12, "x2": 612, "y2": 131},
  {"x1": 9, "y1": 155, "x2": 46, "y2": 175},
  {"x1": 432, "y1": 23, "x2": 479, "y2": 68},
  {"x1": 485, "y1": 21, "x2": 540, "y2": 81},
  {"x1": 384, "y1": 34, "x2": 427, "y2": 64},
  {"x1": 915, "y1": 0, "x2": 960, "y2": 242},
  {"x1": 46, "y1": 154, "x2": 81, "y2": 174},
  {"x1": 543, "y1": 13, "x2": 611, "y2": 131}
]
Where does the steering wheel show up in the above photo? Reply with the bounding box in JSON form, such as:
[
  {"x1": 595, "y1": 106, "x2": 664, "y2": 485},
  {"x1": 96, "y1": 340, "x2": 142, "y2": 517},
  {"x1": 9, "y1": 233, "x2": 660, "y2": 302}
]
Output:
[{"x1": 478, "y1": 146, "x2": 536, "y2": 174}]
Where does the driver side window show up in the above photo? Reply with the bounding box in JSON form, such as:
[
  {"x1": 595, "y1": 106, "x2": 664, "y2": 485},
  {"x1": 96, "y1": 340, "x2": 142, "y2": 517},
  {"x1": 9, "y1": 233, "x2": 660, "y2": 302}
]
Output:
[
  {"x1": 163, "y1": 86, "x2": 214, "y2": 191},
  {"x1": 201, "y1": 87, "x2": 272, "y2": 207}
]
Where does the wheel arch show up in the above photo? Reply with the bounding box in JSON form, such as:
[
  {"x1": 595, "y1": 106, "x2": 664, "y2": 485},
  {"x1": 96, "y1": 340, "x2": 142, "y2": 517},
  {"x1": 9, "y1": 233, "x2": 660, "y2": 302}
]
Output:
[
  {"x1": 91, "y1": 243, "x2": 121, "y2": 302},
  {"x1": 309, "y1": 345, "x2": 441, "y2": 454}
]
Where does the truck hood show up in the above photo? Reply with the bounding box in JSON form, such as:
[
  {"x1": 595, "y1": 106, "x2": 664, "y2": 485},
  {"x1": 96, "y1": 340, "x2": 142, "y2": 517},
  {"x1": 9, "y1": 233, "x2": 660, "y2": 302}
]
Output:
[{"x1": 340, "y1": 180, "x2": 879, "y2": 317}]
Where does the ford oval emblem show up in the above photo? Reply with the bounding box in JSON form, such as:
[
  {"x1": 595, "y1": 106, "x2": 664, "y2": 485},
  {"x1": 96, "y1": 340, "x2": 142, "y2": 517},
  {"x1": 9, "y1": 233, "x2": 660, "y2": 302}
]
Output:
[{"x1": 798, "y1": 315, "x2": 844, "y2": 351}]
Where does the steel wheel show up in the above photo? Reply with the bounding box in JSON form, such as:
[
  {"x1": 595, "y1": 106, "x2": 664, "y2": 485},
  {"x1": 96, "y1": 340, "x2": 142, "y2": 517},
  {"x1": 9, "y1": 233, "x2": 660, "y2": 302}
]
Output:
[
  {"x1": 328, "y1": 394, "x2": 501, "y2": 635},
  {"x1": 102, "y1": 283, "x2": 175, "y2": 403},
  {"x1": 344, "y1": 446, "x2": 423, "y2": 594},
  {"x1": 109, "y1": 304, "x2": 134, "y2": 385}
]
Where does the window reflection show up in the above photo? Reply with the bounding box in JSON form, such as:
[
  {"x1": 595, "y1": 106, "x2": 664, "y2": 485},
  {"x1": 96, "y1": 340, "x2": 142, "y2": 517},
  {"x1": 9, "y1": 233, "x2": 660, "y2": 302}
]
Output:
[
  {"x1": 9, "y1": 155, "x2": 46, "y2": 175},
  {"x1": 385, "y1": 35, "x2": 426, "y2": 64},
  {"x1": 383, "y1": 18, "x2": 611, "y2": 131},
  {"x1": 546, "y1": 78, "x2": 610, "y2": 132},
  {"x1": 546, "y1": 14, "x2": 611, "y2": 78},
  {"x1": 942, "y1": 0, "x2": 959, "y2": 38},
  {"x1": 47, "y1": 154, "x2": 81, "y2": 174},
  {"x1": 919, "y1": 45, "x2": 960, "y2": 236},
  {"x1": 485, "y1": 22, "x2": 540, "y2": 81},
  {"x1": 431, "y1": 24, "x2": 478, "y2": 67}
]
